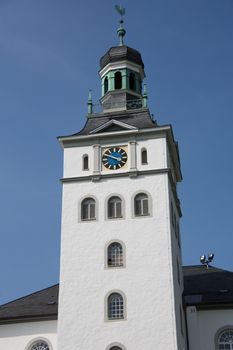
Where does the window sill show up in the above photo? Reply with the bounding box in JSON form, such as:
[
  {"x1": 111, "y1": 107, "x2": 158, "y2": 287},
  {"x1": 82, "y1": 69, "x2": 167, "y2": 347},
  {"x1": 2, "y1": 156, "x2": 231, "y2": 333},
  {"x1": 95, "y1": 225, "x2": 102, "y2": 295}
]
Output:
[
  {"x1": 107, "y1": 216, "x2": 123, "y2": 220},
  {"x1": 105, "y1": 317, "x2": 126, "y2": 322},
  {"x1": 134, "y1": 214, "x2": 150, "y2": 217}
]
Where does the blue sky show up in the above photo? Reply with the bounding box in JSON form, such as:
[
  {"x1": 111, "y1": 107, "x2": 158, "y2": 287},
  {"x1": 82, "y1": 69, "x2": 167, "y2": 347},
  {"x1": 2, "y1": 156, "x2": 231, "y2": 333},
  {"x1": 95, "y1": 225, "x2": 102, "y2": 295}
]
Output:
[{"x1": 0, "y1": 0, "x2": 233, "y2": 304}]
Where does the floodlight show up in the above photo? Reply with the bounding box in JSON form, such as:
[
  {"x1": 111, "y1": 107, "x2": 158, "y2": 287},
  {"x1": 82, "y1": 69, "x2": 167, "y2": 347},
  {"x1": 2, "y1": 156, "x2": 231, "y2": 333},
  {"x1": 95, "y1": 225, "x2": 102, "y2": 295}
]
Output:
[
  {"x1": 200, "y1": 255, "x2": 206, "y2": 264},
  {"x1": 208, "y1": 253, "x2": 214, "y2": 261}
]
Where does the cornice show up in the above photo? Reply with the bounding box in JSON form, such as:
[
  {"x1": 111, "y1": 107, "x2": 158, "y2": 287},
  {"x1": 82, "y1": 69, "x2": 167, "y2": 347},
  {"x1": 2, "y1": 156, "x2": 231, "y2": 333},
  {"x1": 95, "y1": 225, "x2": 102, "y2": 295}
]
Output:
[
  {"x1": 60, "y1": 168, "x2": 182, "y2": 216},
  {"x1": 99, "y1": 60, "x2": 145, "y2": 79}
]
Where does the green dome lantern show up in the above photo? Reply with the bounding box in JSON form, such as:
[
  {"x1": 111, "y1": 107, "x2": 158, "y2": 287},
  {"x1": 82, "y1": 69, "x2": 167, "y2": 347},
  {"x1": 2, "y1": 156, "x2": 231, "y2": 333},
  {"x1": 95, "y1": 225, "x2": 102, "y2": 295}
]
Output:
[{"x1": 98, "y1": 6, "x2": 147, "y2": 112}]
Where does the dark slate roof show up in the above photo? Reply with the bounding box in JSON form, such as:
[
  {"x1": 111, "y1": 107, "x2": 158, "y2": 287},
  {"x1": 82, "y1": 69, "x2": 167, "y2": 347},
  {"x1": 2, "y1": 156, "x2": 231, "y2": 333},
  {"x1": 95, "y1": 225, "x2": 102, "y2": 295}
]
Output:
[
  {"x1": 66, "y1": 109, "x2": 156, "y2": 137},
  {"x1": 183, "y1": 265, "x2": 233, "y2": 307},
  {"x1": 100, "y1": 45, "x2": 144, "y2": 70},
  {"x1": 1, "y1": 266, "x2": 233, "y2": 323},
  {"x1": 0, "y1": 284, "x2": 58, "y2": 324}
]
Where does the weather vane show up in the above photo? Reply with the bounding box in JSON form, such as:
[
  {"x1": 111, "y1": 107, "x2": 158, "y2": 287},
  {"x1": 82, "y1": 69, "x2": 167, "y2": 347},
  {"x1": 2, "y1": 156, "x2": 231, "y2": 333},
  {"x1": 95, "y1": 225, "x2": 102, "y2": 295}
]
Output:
[{"x1": 115, "y1": 5, "x2": 126, "y2": 46}]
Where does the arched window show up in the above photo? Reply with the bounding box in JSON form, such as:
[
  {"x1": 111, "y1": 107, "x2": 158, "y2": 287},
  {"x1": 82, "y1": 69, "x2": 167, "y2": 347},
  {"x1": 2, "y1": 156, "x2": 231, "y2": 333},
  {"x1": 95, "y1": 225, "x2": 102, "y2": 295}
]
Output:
[
  {"x1": 114, "y1": 71, "x2": 122, "y2": 89},
  {"x1": 81, "y1": 197, "x2": 96, "y2": 220},
  {"x1": 218, "y1": 329, "x2": 233, "y2": 349},
  {"x1": 104, "y1": 76, "x2": 109, "y2": 94},
  {"x1": 141, "y1": 148, "x2": 148, "y2": 164},
  {"x1": 83, "y1": 154, "x2": 89, "y2": 170},
  {"x1": 134, "y1": 193, "x2": 149, "y2": 216},
  {"x1": 108, "y1": 292, "x2": 124, "y2": 320},
  {"x1": 108, "y1": 196, "x2": 122, "y2": 219},
  {"x1": 108, "y1": 242, "x2": 123, "y2": 267},
  {"x1": 110, "y1": 347, "x2": 122, "y2": 350},
  {"x1": 129, "y1": 72, "x2": 135, "y2": 91},
  {"x1": 29, "y1": 341, "x2": 50, "y2": 350}
]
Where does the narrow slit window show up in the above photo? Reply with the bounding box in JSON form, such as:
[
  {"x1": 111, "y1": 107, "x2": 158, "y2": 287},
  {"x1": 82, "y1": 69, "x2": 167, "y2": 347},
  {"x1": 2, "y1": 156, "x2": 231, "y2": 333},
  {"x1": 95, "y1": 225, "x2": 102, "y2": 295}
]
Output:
[
  {"x1": 114, "y1": 71, "x2": 122, "y2": 89},
  {"x1": 83, "y1": 155, "x2": 89, "y2": 170},
  {"x1": 177, "y1": 258, "x2": 180, "y2": 285},
  {"x1": 171, "y1": 202, "x2": 174, "y2": 226},
  {"x1": 141, "y1": 149, "x2": 148, "y2": 164},
  {"x1": 180, "y1": 306, "x2": 184, "y2": 336},
  {"x1": 177, "y1": 222, "x2": 181, "y2": 247}
]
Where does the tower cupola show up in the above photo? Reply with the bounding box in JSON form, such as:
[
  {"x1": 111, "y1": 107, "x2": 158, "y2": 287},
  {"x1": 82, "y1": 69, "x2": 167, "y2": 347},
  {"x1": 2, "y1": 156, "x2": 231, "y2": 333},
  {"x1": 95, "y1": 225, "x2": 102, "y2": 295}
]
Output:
[{"x1": 99, "y1": 8, "x2": 146, "y2": 112}]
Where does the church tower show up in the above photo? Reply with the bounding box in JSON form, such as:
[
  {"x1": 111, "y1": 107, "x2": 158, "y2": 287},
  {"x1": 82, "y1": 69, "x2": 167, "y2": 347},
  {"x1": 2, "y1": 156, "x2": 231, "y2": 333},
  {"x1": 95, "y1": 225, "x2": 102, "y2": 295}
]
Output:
[{"x1": 57, "y1": 10, "x2": 185, "y2": 350}]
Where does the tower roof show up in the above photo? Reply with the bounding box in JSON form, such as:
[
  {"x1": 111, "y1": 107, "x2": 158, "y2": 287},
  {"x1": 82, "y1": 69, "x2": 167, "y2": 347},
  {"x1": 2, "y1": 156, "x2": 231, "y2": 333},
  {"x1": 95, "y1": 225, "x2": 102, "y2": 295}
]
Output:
[{"x1": 99, "y1": 45, "x2": 144, "y2": 70}]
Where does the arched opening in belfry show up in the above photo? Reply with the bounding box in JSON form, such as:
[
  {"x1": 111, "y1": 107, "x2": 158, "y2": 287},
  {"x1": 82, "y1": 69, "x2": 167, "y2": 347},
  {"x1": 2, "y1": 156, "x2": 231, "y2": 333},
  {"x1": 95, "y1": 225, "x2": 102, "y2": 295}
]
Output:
[
  {"x1": 114, "y1": 71, "x2": 122, "y2": 89},
  {"x1": 104, "y1": 76, "x2": 109, "y2": 94},
  {"x1": 129, "y1": 72, "x2": 135, "y2": 91}
]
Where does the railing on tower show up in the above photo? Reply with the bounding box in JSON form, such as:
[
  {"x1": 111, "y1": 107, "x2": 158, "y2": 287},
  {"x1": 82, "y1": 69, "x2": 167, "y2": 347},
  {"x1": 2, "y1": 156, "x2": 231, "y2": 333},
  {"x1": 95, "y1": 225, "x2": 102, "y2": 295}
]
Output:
[{"x1": 90, "y1": 98, "x2": 145, "y2": 114}]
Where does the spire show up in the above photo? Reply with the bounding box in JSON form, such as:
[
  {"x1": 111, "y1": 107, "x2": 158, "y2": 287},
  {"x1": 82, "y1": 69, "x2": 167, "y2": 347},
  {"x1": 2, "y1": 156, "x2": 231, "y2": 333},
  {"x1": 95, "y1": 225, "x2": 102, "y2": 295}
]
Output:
[{"x1": 115, "y1": 5, "x2": 126, "y2": 46}]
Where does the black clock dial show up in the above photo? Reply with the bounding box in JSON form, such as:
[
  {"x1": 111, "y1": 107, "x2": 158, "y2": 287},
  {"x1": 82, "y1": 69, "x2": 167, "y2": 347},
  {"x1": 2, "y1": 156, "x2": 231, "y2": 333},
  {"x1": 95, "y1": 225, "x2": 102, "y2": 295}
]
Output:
[{"x1": 102, "y1": 147, "x2": 128, "y2": 170}]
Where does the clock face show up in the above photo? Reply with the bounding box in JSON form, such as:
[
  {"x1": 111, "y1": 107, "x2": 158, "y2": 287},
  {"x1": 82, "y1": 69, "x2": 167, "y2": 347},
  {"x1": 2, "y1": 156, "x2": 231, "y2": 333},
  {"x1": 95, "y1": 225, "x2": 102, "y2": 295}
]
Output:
[{"x1": 102, "y1": 147, "x2": 128, "y2": 170}]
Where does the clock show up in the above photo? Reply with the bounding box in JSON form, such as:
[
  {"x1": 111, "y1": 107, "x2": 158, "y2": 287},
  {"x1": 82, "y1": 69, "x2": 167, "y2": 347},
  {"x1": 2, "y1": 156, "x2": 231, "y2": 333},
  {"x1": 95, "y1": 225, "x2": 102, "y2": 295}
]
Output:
[{"x1": 102, "y1": 147, "x2": 128, "y2": 170}]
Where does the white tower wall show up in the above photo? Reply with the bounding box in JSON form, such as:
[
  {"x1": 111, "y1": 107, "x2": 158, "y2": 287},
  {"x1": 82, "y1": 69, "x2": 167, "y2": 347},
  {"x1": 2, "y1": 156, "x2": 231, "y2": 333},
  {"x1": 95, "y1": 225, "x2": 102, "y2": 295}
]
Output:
[{"x1": 58, "y1": 134, "x2": 184, "y2": 350}]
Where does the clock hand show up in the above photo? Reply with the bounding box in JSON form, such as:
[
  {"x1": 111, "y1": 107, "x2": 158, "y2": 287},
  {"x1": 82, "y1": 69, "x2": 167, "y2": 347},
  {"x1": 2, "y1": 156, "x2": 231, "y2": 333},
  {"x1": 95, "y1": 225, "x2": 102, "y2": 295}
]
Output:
[{"x1": 106, "y1": 154, "x2": 121, "y2": 161}]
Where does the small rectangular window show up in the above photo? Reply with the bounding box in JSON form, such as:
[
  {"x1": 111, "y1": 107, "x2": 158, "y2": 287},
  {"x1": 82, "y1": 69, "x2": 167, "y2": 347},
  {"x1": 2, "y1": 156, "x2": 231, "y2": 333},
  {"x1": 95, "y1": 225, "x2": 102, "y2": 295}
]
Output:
[{"x1": 83, "y1": 155, "x2": 89, "y2": 170}]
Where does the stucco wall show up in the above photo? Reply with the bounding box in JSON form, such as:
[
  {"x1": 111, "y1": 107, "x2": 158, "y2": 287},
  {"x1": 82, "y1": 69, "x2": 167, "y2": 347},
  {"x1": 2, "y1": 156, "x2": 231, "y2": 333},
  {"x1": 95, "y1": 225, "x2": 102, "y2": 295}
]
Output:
[
  {"x1": 168, "y1": 181, "x2": 186, "y2": 350},
  {"x1": 198, "y1": 309, "x2": 233, "y2": 350},
  {"x1": 58, "y1": 172, "x2": 182, "y2": 350},
  {"x1": 186, "y1": 307, "x2": 233, "y2": 350},
  {"x1": 62, "y1": 135, "x2": 167, "y2": 179},
  {"x1": 0, "y1": 320, "x2": 57, "y2": 350}
]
